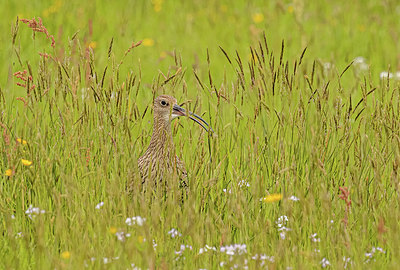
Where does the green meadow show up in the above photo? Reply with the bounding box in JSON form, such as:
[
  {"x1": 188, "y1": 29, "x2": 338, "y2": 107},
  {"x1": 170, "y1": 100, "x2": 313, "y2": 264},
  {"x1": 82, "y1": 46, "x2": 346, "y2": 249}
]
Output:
[{"x1": 1, "y1": 0, "x2": 400, "y2": 269}]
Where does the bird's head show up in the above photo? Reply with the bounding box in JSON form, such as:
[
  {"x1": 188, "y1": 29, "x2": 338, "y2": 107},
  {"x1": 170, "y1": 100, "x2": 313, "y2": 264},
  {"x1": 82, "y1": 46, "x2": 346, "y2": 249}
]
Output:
[{"x1": 153, "y1": 95, "x2": 214, "y2": 133}]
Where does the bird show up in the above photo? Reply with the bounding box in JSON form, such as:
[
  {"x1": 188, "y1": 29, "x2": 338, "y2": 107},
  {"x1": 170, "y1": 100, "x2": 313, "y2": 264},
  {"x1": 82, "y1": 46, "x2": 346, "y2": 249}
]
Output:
[{"x1": 137, "y1": 95, "x2": 213, "y2": 187}]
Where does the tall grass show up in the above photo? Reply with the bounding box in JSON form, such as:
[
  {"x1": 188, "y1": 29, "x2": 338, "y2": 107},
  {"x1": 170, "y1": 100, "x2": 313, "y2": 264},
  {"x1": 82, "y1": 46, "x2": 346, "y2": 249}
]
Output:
[{"x1": 1, "y1": 1, "x2": 400, "y2": 269}]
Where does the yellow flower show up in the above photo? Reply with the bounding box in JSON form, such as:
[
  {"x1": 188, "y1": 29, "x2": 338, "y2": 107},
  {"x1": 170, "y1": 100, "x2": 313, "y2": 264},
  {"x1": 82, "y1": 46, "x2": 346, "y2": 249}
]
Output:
[
  {"x1": 142, "y1": 38, "x2": 154, "y2": 47},
  {"x1": 287, "y1": 5, "x2": 294, "y2": 14},
  {"x1": 137, "y1": 235, "x2": 145, "y2": 243},
  {"x1": 109, "y1": 226, "x2": 117, "y2": 234},
  {"x1": 43, "y1": 0, "x2": 63, "y2": 18},
  {"x1": 86, "y1": 41, "x2": 97, "y2": 49},
  {"x1": 5, "y1": 169, "x2": 12, "y2": 176},
  {"x1": 252, "y1": 13, "x2": 264, "y2": 24},
  {"x1": 17, "y1": 138, "x2": 27, "y2": 145},
  {"x1": 152, "y1": 0, "x2": 163, "y2": 12},
  {"x1": 61, "y1": 251, "x2": 70, "y2": 259},
  {"x1": 21, "y1": 159, "x2": 33, "y2": 166},
  {"x1": 262, "y1": 193, "x2": 283, "y2": 203}
]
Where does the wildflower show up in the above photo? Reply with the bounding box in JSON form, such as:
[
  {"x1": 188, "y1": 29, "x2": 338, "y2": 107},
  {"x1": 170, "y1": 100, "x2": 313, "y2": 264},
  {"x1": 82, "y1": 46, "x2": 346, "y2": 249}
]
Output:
[
  {"x1": 380, "y1": 71, "x2": 393, "y2": 80},
  {"x1": 320, "y1": 258, "x2": 330, "y2": 268},
  {"x1": 252, "y1": 254, "x2": 274, "y2": 263},
  {"x1": 152, "y1": 0, "x2": 163, "y2": 12},
  {"x1": 262, "y1": 193, "x2": 283, "y2": 203},
  {"x1": 343, "y1": 257, "x2": 351, "y2": 269},
  {"x1": 353, "y1": 57, "x2": 368, "y2": 72},
  {"x1": 137, "y1": 235, "x2": 145, "y2": 243},
  {"x1": 86, "y1": 41, "x2": 97, "y2": 49},
  {"x1": 289, "y1": 195, "x2": 300, "y2": 201},
  {"x1": 223, "y1": 188, "x2": 232, "y2": 194},
  {"x1": 238, "y1": 180, "x2": 250, "y2": 188},
  {"x1": 5, "y1": 169, "x2": 13, "y2": 176},
  {"x1": 252, "y1": 13, "x2": 264, "y2": 24},
  {"x1": 15, "y1": 232, "x2": 23, "y2": 238},
  {"x1": 153, "y1": 239, "x2": 158, "y2": 250},
  {"x1": 142, "y1": 38, "x2": 154, "y2": 47},
  {"x1": 42, "y1": 0, "x2": 63, "y2": 18},
  {"x1": 61, "y1": 251, "x2": 71, "y2": 259},
  {"x1": 17, "y1": 138, "x2": 27, "y2": 145},
  {"x1": 199, "y1": 245, "x2": 217, "y2": 254},
  {"x1": 287, "y1": 5, "x2": 294, "y2": 13},
  {"x1": 220, "y1": 244, "x2": 247, "y2": 255},
  {"x1": 21, "y1": 159, "x2": 32, "y2": 166},
  {"x1": 95, "y1": 201, "x2": 104, "y2": 209},
  {"x1": 310, "y1": 233, "x2": 321, "y2": 243},
  {"x1": 175, "y1": 244, "x2": 193, "y2": 256},
  {"x1": 25, "y1": 205, "x2": 45, "y2": 219},
  {"x1": 168, "y1": 228, "x2": 182, "y2": 238},
  {"x1": 125, "y1": 216, "x2": 146, "y2": 226},
  {"x1": 109, "y1": 226, "x2": 117, "y2": 234},
  {"x1": 276, "y1": 215, "x2": 291, "y2": 239},
  {"x1": 115, "y1": 231, "x2": 131, "y2": 242},
  {"x1": 365, "y1": 246, "x2": 385, "y2": 263}
]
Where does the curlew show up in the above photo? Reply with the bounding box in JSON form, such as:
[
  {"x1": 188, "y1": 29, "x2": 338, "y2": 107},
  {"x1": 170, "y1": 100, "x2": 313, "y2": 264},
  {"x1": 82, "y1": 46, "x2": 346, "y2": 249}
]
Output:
[{"x1": 137, "y1": 95, "x2": 213, "y2": 186}]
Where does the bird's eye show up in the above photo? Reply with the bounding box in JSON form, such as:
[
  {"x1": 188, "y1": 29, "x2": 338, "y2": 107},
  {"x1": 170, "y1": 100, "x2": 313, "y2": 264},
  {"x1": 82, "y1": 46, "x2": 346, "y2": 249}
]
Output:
[{"x1": 160, "y1": 100, "x2": 168, "y2": 106}]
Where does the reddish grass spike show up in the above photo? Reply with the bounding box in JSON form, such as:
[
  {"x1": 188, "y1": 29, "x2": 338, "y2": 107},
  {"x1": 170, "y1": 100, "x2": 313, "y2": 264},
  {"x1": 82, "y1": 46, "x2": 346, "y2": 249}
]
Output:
[
  {"x1": 16, "y1": 97, "x2": 28, "y2": 107},
  {"x1": 20, "y1": 17, "x2": 56, "y2": 48}
]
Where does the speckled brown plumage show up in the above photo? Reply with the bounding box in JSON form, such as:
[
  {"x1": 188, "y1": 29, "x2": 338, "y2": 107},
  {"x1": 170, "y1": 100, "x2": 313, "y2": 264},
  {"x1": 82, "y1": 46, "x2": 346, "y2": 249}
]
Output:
[{"x1": 136, "y1": 95, "x2": 212, "y2": 187}]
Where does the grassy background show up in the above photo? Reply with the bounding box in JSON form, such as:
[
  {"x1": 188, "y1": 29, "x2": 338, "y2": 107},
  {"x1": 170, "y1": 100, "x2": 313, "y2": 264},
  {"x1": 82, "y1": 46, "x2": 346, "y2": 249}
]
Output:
[{"x1": 1, "y1": 0, "x2": 400, "y2": 269}]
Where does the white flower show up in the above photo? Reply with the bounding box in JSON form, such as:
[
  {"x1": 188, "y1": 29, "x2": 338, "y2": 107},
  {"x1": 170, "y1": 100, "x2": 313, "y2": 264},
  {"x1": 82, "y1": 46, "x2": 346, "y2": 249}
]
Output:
[
  {"x1": 25, "y1": 205, "x2": 45, "y2": 219},
  {"x1": 353, "y1": 57, "x2": 368, "y2": 72},
  {"x1": 168, "y1": 228, "x2": 182, "y2": 238},
  {"x1": 310, "y1": 233, "x2": 321, "y2": 243},
  {"x1": 129, "y1": 263, "x2": 142, "y2": 270},
  {"x1": 252, "y1": 254, "x2": 274, "y2": 263},
  {"x1": 320, "y1": 258, "x2": 330, "y2": 268},
  {"x1": 365, "y1": 246, "x2": 385, "y2": 263},
  {"x1": 15, "y1": 232, "x2": 23, "y2": 238},
  {"x1": 276, "y1": 215, "x2": 290, "y2": 239},
  {"x1": 115, "y1": 231, "x2": 131, "y2": 242},
  {"x1": 95, "y1": 202, "x2": 104, "y2": 209},
  {"x1": 175, "y1": 244, "x2": 193, "y2": 256},
  {"x1": 343, "y1": 256, "x2": 351, "y2": 269},
  {"x1": 380, "y1": 71, "x2": 393, "y2": 80},
  {"x1": 220, "y1": 244, "x2": 247, "y2": 255},
  {"x1": 126, "y1": 216, "x2": 146, "y2": 226},
  {"x1": 238, "y1": 180, "x2": 250, "y2": 188},
  {"x1": 11, "y1": 214, "x2": 15, "y2": 219},
  {"x1": 152, "y1": 239, "x2": 157, "y2": 250},
  {"x1": 276, "y1": 215, "x2": 289, "y2": 224},
  {"x1": 289, "y1": 196, "x2": 300, "y2": 201},
  {"x1": 223, "y1": 188, "x2": 232, "y2": 194},
  {"x1": 199, "y1": 245, "x2": 217, "y2": 254}
]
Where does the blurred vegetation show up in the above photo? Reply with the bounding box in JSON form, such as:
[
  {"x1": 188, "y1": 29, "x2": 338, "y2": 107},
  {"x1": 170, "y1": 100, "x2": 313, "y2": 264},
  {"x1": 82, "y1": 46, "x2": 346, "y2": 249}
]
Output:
[{"x1": 1, "y1": 0, "x2": 400, "y2": 269}]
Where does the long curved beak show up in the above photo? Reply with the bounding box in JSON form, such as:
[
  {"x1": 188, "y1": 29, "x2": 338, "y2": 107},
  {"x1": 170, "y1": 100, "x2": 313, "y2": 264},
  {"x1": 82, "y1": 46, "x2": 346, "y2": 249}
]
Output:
[{"x1": 173, "y1": 104, "x2": 214, "y2": 133}]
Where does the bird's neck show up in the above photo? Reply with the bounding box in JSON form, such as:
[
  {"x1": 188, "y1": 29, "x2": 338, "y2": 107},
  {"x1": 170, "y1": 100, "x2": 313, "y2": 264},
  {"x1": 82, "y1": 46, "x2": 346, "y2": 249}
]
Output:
[{"x1": 148, "y1": 117, "x2": 174, "y2": 153}]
